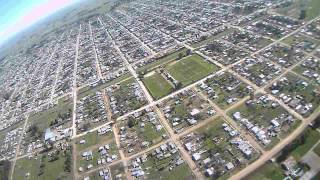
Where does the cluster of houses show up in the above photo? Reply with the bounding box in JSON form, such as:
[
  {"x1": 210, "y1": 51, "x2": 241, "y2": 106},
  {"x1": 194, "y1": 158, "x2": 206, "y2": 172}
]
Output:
[
  {"x1": 301, "y1": 19, "x2": 320, "y2": 40},
  {"x1": 118, "y1": 108, "x2": 167, "y2": 155},
  {"x1": 261, "y1": 43, "x2": 305, "y2": 68},
  {"x1": 76, "y1": 91, "x2": 108, "y2": 132},
  {"x1": 77, "y1": 23, "x2": 99, "y2": 87},
  {"x1": 199, "y1": 39, "x2": 249, "y2": 65},
  {"x1": 233, "y1": 95, "x2": 295, "y2": 145},
  {"x1": 160, "y1": 90, "x2": 216, "y2": 133},
  {"x1": 0, "y1": 127, "x2": 23, "y2": 160},
  {"x1": 270, "y1": 76, "x2": 319, "y2": 116},
  {"x1": 106, "y1": 81, "x2": 147, "y2": 117},
  {"x1": 233, "y1": 56, "x2": 282, "y2": 86},
  {"x1": 222, "y1": 29, "x2": 271, "y2": 52},
  {"x1": 181, "y1": 122, "x2": 255, "y2": 178},
  {"x1": 299, "y1": 56, "x2": 320, "y2": 84},
  {"x1": 247, "y1": 20, "x2": 289, "y2": 39},
  {"x1": 200, "y1": 72, "x2": 253, "y2": 107},
  {"x1": 129, "y1": 142, "x2": 184, "y2": 178},
  {"x1": 90, "y1": 19, "x2": 126, "y2": 78},
  {"x1": 79, "y1": 143, "x2": 118, "y2": 172}
]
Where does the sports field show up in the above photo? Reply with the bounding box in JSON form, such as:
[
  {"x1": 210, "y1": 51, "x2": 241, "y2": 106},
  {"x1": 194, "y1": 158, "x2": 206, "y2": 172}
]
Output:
[
  {"x1": 166, "y1": 54, "x2": 219, "y2": 86},
  {"x1": 142, "y1": 71, "x2": 173, "y2": 99}
]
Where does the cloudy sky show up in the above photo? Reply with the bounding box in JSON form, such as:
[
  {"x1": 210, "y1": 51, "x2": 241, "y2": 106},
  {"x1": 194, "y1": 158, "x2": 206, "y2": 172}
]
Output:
[{"x1": 0, "y1": 0, "x2": 79, "y2": 46}]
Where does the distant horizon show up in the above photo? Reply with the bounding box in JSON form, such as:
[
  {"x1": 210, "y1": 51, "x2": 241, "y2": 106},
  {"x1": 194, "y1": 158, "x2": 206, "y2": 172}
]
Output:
[{"x1": 0, "y1": 0, "x2": 80, "y2": 48}]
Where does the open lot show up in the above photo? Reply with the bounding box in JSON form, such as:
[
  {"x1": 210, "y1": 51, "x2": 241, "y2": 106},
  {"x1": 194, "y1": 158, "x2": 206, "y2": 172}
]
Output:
[
  {"x1": 13, "y1": 148, "x2": 72, "y2": 180},
  {"x1": 246, "y1": 162, "x2": 285, "y2": 180},
  {"x1": 75, "y1": 126, "x2": 114, "y2": 152}
]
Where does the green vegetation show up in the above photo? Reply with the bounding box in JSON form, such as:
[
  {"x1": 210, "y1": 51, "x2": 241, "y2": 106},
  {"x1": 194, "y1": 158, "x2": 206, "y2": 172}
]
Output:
[
  {"x1": 276, "y1": 0, "x2": 320, "y2": 20},
  {"x1": 277, "y1": 128, "x2": 320, "y2": 162},
  {"x1": 13, "y1": 150, "x2": 72, "y2": 180},
  {"x1": 137, "y1": 48, "x2": 188, "y2": 74},
  {"x1": 75, "y1": 131, "x2": 113, "y2": 151},
  {"x1": 282, "y1": 33, "x2": 320, "y2": 53},
  {"x1": 246, "y1": 162, "x2": 285, "y2": 180},
  {"x1": 142, "y1": 158, "x2": 194, "y2": 180},
  {"x1": 166, "y1": 54, "x2": 219, "y2": 86},
  {"x1": 78, "y1": 73, "x2": 131, "y2": 99},
  {"x1": 142, "y1": 71, "x2": 173, "y2": 99},
  {"x1": 77, "y1": 141, "x2": 118, "y2": 170},
  {"x1": 110, "y1": 162, "x2": 127, "y2": 180},
  {"x1": 26, "y1": 100, "x2": 73, "y2": 142}
]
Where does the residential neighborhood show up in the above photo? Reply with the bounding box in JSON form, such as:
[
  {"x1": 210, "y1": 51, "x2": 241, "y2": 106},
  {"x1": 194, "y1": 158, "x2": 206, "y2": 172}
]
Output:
[{"x1": 0, "y1": 0, "x2": 320, "y2": 180}]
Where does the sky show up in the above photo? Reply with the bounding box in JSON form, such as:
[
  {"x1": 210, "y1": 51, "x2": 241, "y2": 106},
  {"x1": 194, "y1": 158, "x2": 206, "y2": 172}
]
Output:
[{"x1": 0, "y1": 0, "x2": 79, "y2": 46}]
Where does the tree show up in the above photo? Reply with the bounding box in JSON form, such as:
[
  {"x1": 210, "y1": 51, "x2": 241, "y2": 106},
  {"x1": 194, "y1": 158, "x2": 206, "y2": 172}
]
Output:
[
  {"x1": 186, "y1": 49, "x2": 192, "y2": 56},
  {"x1": 127, "y1": 118, "x2": 135, "y2": 128},
  {"x1": 64, "y1": 152, "x2": 72, "y2": 172},
  {"x1": 177, "y1": 52, "x2": 184, "y2": 60},
  {"x1": 299, "y1": 9, "x2": 306, "y2": 20},
  {"x1": 175, "y1": 82, "x2": 183, "y2": 90}
]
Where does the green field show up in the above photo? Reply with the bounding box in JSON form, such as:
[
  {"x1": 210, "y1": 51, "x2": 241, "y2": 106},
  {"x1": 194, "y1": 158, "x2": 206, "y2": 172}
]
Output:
[
  {"x1": 13, "y1": 150, "x2": 72, "y2": 180},
  {"x1": 246, "y1": 162, "x2": 285, "y2": 180},
  {"x1": 166, "y1": 54, "x2": 219, "y2": 86},
  {"x1": 142, "y1": 71, "x2": 173, "y2": 99},
  {"x1": 290, "y1": 128, "x2": 320, "y2": 160},
  {"x1": 75, "y1": 131, "x2": 113, "y2": 152},
  {"x1": 276, "y1": 0, "x2": 320, "y2": 20}
]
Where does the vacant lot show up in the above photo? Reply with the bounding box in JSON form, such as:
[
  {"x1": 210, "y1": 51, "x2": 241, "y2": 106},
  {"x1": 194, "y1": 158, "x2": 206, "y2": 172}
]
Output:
[
  {"x1": 13, "y1": 150, "x2": 72, "y2": 180},
  {"x1": 246, "y1": 162, "x2": 285, "y2": 180},
  {"x1": 143, "y1": 71, "x2": 173, "y2": 99},
  {"x1": 166, "y1": 54, "x2": 219, "y2": 86}
]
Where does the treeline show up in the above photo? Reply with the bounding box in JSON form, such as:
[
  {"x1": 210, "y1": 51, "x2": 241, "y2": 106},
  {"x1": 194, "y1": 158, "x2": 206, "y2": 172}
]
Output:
[{"x1": 0, "y1": 160, "x2": 11, "y2": 180}]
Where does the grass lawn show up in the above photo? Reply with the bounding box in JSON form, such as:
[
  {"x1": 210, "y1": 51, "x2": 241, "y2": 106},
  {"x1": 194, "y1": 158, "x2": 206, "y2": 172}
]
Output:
[
  {"x1": 142, "y1": 158, "x2": 194, "y2": 180},
  {"x1": 13, "y1": 150, "x2": 72, "y2": 180},
  {"x1": 75, "y1": 131, "x2": 113, "y2": 152},
  {"x1": 246, "y1": 162, "x2": 285, "y2": 180},
  {"x1": 142, "y1": 71, "x2": 173, "y2": 99},
  {"x1": 313, "y1": 142, "x2": 320, "y2": 157},
  {"x1": 166, "y1": 54, "x2": 219, "y2": 86}
]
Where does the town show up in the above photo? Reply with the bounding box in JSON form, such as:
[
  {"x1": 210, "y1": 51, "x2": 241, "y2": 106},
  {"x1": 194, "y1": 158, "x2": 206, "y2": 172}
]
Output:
[{"x1": 0, "y1": 0, "x2": 320, "y2": 180}]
